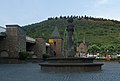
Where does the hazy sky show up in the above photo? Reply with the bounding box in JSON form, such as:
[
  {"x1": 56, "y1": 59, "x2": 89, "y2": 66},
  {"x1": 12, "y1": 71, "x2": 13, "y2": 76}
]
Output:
[{"x1": 0, "y1": 0, "x2": 120, "y2": 27}]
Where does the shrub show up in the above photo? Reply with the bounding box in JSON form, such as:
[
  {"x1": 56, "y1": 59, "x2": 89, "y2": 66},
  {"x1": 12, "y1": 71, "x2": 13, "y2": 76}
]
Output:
[
  {"x1": 42, "y1": 54, "x2": 50, "y2": 60},
  {"x1": 19, "y1": 52, "x2": 29, "y2": 60}
]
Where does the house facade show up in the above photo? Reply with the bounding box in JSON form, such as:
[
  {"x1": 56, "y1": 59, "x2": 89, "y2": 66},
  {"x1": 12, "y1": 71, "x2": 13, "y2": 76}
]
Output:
[{"x1": 76, "y1": 41, "x2": 89, "y2": 57}]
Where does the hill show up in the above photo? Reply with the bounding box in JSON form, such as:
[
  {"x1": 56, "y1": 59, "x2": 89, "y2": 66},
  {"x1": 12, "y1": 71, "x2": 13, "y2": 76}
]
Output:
[{"x1": 23, "y1": 15, "x2": 120, "y2": 47}]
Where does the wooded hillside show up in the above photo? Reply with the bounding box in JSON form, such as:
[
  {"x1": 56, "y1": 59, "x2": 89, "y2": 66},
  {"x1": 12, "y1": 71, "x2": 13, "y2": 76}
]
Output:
[{"x1": 23, "y1": 15, "x2": 120, "y2": 47}]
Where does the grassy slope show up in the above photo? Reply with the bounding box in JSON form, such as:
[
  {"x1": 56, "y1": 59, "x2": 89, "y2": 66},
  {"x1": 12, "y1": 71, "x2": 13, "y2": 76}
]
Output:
[{"x1": 23, "y1": 18, "x2": 120, "y2": 47}]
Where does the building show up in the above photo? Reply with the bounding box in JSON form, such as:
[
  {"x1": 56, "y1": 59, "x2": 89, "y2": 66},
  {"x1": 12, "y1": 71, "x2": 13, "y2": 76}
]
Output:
[
  {"x1": 48, "y1": 27, "x2": 63, "y2": 57},
  {"x1": 0, "y1": 25, "x2": 46, "y2": 63},
  {"x1": 0, "y1": 25, "x2": 26, "y2": 58},
  {"x1": 76, "y1": 41, "x2": 89, "y2": 57}
]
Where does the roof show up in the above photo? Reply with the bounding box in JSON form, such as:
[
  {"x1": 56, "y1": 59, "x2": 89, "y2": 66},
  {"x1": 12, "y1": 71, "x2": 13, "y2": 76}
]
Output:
[
  {"x1": 78, "y1": 41, "x2": 91, "y2": 47},
  {"x1": 50, "y1": 27, "x2": 62, "y2": 39}
]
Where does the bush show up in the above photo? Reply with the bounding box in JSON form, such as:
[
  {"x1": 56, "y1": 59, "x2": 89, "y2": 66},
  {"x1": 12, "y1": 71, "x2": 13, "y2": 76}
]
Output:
[
  {"x1": 42, "y1": 54, "x2": 50, "y2": 60},
  {"x1": 95, "y1": 58, "x2": 106, "y2": 60},
  {"x1": 111, "y1": 58, "x2": 120, "y2": 60},
  {"x1": 19, "y1": 52, "x2": 29, "y2": 60},
  {"x1": 117, "y1": 56, "x2": 120, "y2": 58}
]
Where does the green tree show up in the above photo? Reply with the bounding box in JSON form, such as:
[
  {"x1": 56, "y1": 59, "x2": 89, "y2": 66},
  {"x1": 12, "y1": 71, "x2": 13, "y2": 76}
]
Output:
[
  {"x1": 88, "y1": 44, "x2": 100, "y2": 56},
  {"x1": 116, "y1": 44, "x2": 120, "y2": 52},
  {"x1": 106, "y1": 46, "x2": 116, "y2": 57},
  {"x1": 99, "y1": 46, "x2": 107, "y2": 57}
]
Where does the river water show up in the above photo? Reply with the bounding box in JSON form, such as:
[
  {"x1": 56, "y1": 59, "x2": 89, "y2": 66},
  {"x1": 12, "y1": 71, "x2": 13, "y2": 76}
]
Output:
[{"x1": 0, "y1": 62, "x2": 120, "y2": 81}]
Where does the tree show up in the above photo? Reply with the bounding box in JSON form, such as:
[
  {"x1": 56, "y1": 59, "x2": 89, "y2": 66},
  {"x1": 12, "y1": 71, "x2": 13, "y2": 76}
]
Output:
[
  {"x1": 116, "y1": 44, "x2": 120, "y2": 52},
  {"x1": 48, "y1": 17, "x2": 53, "y2": 20},
  {"x1": 55, "y1": 17, "x2": 58, "y2": 20},
  {"x1": 99, "y1": 45, "x2": 116, "y2": 58},
  {"x1": 60, "y1": 16, "x2": 63, "y2": 19},
  {"x1": 106, "y1": 46, "x2": 116, "y2": 57},
  {"x1": 88, "y1": 44, "x2": 100, "y2": 57},
  {"x1": 63, "y1": 16, "x2": 67, "y2": 19},
  {"x1": 99, "y1": 46, "x2": 107, "y2": 57},
  {"x1": 67, "y1": 17, "x2": 73, "y2": 23}
]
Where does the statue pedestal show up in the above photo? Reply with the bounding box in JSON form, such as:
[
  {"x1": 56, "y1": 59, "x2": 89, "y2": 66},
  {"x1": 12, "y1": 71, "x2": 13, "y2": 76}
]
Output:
[{"x1": 39, "y1": 57, "x2": 103, "y2": 72}]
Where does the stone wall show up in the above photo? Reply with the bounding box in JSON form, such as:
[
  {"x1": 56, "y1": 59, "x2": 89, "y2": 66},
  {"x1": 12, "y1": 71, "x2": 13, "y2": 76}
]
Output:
[
  {"x1": 0, "y1": 25, "x2": 26, "y2": 58},
  {"x1": 33, "y1": 38, "x2": 46, "y2": 58},
  {"x1": 0, "y1": 38, "x2": 8, "y2": 57}
]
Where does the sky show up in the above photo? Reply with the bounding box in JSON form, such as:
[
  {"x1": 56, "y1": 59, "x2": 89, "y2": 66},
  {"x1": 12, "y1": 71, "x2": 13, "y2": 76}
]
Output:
[{"x1": 0, "y1": 0, "x2": 120, "y2": 27}]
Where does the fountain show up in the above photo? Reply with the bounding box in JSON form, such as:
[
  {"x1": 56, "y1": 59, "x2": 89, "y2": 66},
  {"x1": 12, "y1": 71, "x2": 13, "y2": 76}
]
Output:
[{"x1": 39, "y1": 18, "x2": 103, "y2": 72}]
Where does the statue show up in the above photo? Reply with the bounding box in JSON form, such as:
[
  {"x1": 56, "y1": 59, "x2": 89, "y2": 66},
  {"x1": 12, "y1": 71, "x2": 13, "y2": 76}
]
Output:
[{"x1": 66, "y1": 18, "x2": 75, "y2": 57}]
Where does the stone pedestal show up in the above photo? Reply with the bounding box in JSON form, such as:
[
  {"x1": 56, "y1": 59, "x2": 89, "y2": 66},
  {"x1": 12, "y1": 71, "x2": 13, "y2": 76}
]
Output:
[
  {"x1": 39, "y1": 57, "x2": 103, "y2": 72},
  {"x1": 40, "y1": 63, "x2": 103, "y2": 72}
]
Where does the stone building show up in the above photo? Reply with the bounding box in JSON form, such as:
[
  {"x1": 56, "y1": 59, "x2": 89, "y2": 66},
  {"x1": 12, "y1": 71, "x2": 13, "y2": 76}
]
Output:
[
  {"x1": 0, "y1": 25, "x2": 46, "y2": 63},
  {"x1": 0, "y1": 25, "x2": 26, "y2": 58},
  {"x1": 33, "y1": 38, "x2": 46, "y2": 58},
  {"x1": 26, "y1": 37, "x2": 46, "y2": 58},
  {"x1": 48, "y1": 27, "x2": 63, "y2": 57},
  {"x1": 76, "y1": 41, "x2": 89, "y2": 57}
]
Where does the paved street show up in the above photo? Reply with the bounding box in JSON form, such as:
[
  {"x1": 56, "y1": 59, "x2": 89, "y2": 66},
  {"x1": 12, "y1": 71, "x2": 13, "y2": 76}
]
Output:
[{"x1": 0, "y1": 62, "x2": 120, "y2": 81}]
